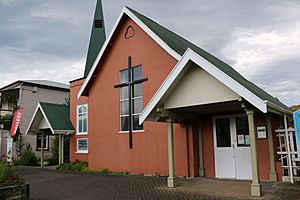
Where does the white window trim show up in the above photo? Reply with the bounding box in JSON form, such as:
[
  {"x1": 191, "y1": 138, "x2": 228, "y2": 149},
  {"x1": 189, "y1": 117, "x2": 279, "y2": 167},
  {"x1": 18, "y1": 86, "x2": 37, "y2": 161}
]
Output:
[
  {"x1": 36, "y1": 134, "x2": 49, "y2": 151},
  {"x1": 119, "y1": 66, "x2": 144, "y2": 132},
  {"x1": 76, "y1": 138, "x2": 88, "y2": 154},
  {"x1": 76, "y1": 104, "x2": 88, "y2": 135}
]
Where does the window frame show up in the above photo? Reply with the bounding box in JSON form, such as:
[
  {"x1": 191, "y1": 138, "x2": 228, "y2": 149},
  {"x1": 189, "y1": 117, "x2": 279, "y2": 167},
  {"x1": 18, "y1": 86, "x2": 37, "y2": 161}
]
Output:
[
  {"x1": 36, "y1": 134, "x2": 49, "y2": 151},
  {"x1": 76, "y1": 138, "x2": 88, "y2": 154},
  {"x1": 76, "y1": 104, "x2": 88, "y2": 135},
  {"x1": 119, "y1": 65, "x2": 144, "y2": 133}
]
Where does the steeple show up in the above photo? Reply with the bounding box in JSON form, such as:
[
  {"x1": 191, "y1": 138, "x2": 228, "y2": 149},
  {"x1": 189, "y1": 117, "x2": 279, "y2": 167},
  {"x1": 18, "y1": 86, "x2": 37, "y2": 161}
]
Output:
[{"x1": 84, "y1": 0, "x2": 106, "y2": 77}]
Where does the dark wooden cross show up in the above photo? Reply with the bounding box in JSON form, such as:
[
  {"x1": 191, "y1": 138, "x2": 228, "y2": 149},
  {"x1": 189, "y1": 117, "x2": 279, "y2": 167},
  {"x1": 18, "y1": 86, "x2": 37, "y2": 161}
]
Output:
[{"x1": 114, "y1": 56, "x2": 148, "y2": 149}]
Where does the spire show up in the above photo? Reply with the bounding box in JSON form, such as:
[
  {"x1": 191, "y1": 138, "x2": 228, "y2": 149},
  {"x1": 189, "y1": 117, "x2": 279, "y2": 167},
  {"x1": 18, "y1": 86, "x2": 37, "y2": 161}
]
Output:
[{"x1": 84, "y1": 0, "x2": 106, "y2": 78}]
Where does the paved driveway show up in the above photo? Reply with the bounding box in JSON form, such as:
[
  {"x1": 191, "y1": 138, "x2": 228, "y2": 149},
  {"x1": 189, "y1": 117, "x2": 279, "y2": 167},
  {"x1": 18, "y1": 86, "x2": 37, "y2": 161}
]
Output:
[{"x1": 16, "y1": 166, "x2": 300, "y2": 200}]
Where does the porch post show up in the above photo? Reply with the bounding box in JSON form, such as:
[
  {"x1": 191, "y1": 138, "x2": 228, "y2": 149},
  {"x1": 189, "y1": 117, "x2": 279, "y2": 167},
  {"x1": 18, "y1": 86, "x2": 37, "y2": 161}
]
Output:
[
  {"x1": 197, "y1": 120, "x2": 204, "y2": 176},
  {"x1": 246, "y1": 109, "x2": 261, "y2": 197},
  {"x1": 167, "y1": 118, "x2": 176, "y2": 187},
  {"x1": 62, "y1": 135, "x2": 64, "y2": 164},
  {"x1": 58, "y1": 134, "x2": 62, "y2": 165},
  {"x1": 266, "y1": 115, "x2": 277, "y2": 181},
  {"x1": 40, "y1": 132, "x2": 44, "y2": 168}
]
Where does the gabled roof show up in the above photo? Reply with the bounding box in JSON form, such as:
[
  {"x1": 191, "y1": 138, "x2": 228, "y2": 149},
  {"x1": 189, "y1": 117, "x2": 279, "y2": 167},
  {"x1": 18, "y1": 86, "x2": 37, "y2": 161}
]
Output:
[
  {"x1": 26, "y1": 102, "x2": 74, "y2": 135},
  {"x1": 127, "y1": 7, "x2": 288, "y2": 111},
  {"x1": 78, "y1": 6, "x2": 290, "y2": 116},
  {"x1": 0, "y1": 80, "x2": 69, "y2": 91}
]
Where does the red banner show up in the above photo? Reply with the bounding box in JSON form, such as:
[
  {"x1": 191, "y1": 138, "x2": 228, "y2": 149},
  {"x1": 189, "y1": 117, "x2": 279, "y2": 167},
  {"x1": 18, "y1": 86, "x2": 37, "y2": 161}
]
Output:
[{"x1": 10, "y1": 108, "x2": 24, "y2": 137}]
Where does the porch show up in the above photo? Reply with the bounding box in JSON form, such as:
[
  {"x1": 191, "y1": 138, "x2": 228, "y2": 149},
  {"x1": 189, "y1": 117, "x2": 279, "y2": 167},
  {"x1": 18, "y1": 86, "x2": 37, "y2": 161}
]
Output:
[
  {"x1": 26, "y1": 102, "x2": 74, "y2": 167},
  {"x1": 139, "y1": 52, "x2": 292, "y2": 197}
]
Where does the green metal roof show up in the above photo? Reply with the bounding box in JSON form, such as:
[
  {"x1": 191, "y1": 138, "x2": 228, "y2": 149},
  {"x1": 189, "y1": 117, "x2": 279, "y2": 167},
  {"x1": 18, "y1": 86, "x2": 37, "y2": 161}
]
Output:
[
  {"x1": 40, "y1": 102, "x2": 74, "y2": 131},
  {"x1": 127, "y1": 7, "x2": 289, "y2": 110},
  {"x1": 84, "y1": 0, "x2": 106, "y2": 78}
]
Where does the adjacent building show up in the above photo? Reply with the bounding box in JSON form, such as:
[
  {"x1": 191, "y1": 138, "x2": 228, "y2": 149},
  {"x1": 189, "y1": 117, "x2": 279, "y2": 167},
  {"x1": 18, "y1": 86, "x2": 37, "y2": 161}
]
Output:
[{"x1": 0, "y1": 80, "x2": 70, "y2": 159}]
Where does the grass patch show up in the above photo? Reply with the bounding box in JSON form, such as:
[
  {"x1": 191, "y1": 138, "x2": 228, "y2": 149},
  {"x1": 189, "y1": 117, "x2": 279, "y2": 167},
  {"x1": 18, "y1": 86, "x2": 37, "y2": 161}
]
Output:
[
  {"x1": 57, "y1": 162, "x2": 88, "y2": 172},
  {"x1": 57, "y1": 163, "x2": 130, "y2": 175}
]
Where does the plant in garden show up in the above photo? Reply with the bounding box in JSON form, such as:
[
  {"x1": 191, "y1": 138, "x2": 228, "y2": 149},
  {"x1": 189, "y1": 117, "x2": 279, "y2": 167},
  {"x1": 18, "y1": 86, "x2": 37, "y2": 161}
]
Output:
[
  {"x1": 57, "y1": 161, "x2": 88, "y2": 171},
  {"x1": 48, "y1": 136, "x2": 59, "y2": 165},
  {"x1": 17, "y1": 144, "x2": 39, "y2": 166},
  {"x1": 0, "y1": 157, "x2": 25, "y2": 187}
]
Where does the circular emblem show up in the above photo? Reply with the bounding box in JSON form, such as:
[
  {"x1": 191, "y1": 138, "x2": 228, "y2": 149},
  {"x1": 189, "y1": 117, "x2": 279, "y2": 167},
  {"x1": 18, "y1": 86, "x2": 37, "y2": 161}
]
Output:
[{"x1": 125, "y1": 25, "x2": 135, "y2": 39}]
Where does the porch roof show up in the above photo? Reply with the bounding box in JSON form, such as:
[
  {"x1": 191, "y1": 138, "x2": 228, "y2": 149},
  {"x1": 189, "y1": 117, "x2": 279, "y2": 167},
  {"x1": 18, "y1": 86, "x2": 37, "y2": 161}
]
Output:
[
  {"x1": 26, "y1": 102, "x2": 74, "y2": 135},
  {"x1": 128, "y1": 7, "x2": 289, "y2": 111},
  {"x1": 139, "y1": 49, "x2": 292, "y2": 124}
]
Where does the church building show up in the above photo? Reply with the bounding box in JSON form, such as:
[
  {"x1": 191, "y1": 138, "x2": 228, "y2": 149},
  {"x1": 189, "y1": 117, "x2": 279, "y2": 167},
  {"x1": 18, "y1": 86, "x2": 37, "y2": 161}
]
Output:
[{"x1": 69, "y1": 1, "x2": 292, "y2": 197}]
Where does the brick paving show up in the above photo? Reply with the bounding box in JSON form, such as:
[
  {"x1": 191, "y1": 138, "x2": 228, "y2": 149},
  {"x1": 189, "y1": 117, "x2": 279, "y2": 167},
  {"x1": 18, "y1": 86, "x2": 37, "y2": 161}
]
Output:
[{"x1": 16, "y1": 166, "x2": 300, "y2": 200}]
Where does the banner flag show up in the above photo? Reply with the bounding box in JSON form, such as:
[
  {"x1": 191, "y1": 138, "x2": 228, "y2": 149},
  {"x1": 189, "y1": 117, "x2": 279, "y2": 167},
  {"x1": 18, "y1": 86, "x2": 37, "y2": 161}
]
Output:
[{"x1": 10, "y1": 108, "x2": 24, "y2": 137}]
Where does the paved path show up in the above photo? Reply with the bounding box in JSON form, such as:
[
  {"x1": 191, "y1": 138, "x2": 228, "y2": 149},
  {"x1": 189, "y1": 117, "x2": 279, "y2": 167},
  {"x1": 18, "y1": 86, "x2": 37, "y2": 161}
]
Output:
[{"x1": 16, "y1": 166, "x2": 300, "y2": 200}]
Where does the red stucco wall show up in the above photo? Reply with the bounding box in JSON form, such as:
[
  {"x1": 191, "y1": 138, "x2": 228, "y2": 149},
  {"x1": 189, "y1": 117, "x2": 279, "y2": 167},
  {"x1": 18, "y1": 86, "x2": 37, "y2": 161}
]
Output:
[
  {"x1": 71, "y1": 16, "x2": 199, "y2": 177},
  {"x1": 69, "y1": 78, "x2": 88, "y2": 163},
  {"x1": 202, "y1": 116, "x2": 215, "y2": 178}
]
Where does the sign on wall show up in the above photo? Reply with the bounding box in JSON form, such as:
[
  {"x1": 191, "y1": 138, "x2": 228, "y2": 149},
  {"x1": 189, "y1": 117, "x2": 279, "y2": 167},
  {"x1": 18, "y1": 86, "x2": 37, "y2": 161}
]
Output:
[
  {"x1": 257, "y1": 126, "x2": 267, "y2": 139},
  {"x1": 293, "y1": 109, "x2": 300, "y2": 157}
]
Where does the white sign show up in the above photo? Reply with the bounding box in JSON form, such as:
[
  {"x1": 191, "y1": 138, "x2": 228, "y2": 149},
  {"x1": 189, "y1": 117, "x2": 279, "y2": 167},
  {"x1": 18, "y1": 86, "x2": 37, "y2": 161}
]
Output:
[
  {"x1": 7, "y1": 135, "x2": 13, "y2": 162},
  {"x1": 257, "y1": 126, "x2": 267, "y2": 139},
  {"x1": 237, "y1": 135, "x2": 245, "y2": 145}
]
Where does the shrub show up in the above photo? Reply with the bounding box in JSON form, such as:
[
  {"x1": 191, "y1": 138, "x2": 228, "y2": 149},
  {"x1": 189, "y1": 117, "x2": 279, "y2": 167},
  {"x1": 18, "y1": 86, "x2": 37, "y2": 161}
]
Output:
[
  {"x1": 58, "y1": 162, "x2": 88, "y2": 172},
  {"x1": 18, "y1": 144, "x2": 39, "y2": 166},
  {"x1": 48, "y1": 136, "x2": 59, "y2": 166},
  {"x1": 0, "y1": 161, "x2": 24, "y2": 187}
]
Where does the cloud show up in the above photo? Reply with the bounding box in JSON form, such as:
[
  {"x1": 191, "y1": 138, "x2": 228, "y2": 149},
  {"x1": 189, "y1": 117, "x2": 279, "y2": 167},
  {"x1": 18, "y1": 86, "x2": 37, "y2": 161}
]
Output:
[
  {"x1": 222, "y1": 24, "x2": 300, "y2": 77},
  {"x1": 258, "y1": 80, "x2": 300, "y2": 106},
  {"x1": 220, "y1": 1, "x2": 300, "y2": 105},
  {"x1": 0, "y1": 0, "x2": 299, "y2": 106}
]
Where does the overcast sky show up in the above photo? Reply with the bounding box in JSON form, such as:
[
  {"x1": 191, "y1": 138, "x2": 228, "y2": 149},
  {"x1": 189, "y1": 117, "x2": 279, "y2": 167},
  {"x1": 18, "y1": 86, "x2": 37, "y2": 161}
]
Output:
[{"x1": 0, "y1": 0, "x2": 299, "y2": 106}]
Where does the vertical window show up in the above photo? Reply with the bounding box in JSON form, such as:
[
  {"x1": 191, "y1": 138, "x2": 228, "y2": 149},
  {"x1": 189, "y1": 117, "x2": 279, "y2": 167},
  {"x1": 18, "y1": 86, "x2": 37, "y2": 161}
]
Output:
[
  {"x1": 120, "y1": 65, "x2": 143, "y2": 132},
  {"x1": 36, "y1": 134, "x2": 49, "y2": 151},
  {"x1": 77, "y1": 138, "x2": 88, "y2": 153},
  {"x1": 77, "y1": 104, "x2": 88, "y2": 134},
  {"x1": 216, "y1": 118, "x2": 231, "y2": 147},
  {"x1": 236, "y1": 116, "x2": 250, "y2": 146}
]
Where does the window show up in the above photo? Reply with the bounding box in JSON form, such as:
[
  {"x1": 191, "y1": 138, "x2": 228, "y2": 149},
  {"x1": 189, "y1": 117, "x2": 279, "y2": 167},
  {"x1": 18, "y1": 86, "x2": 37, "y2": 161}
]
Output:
[
  {"x1": 77, "y1": 138, "x2": 88, "y2": 153},
  {"x1": 36, "y1": 134, "x2": 49, "y2": 151},
  {"x1": 77, "y1": 104, "x2": 88, "y2": 134},
  {"x1": 216, "y1": 118, "x2": 231, "y2": 147},
  {"x1": 120, "y1": 65, "x2": 143, "y2": 132},
  {"x1": 236, "y1": 116, "x2": 250, "y2": 147}
]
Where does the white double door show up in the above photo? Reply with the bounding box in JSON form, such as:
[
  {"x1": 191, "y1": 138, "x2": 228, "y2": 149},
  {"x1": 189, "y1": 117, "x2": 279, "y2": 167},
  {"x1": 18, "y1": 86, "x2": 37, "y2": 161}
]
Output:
[{"x1": 213, "y1": 116, "x2": 252, "y2": 180}]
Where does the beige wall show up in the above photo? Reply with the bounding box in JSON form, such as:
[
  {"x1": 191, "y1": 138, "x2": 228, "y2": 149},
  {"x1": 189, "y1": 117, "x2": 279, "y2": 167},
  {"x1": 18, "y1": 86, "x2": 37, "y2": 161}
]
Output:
[
  {"x1": 19, "y1": 85, "x2": 69, "y2": 156},
  {"x1": 164, "y1": 65, "x2": 240, "y2": 109}
]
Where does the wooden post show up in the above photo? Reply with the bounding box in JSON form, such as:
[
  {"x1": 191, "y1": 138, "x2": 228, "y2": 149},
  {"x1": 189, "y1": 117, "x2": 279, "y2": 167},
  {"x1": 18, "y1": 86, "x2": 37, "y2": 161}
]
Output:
[
  {"x1": 246, "y1": 109, "x2": 261, "y2": 197},
  {"x1": 197, "y1": 120, "x2": 204, "y2": 176},
  {"x1": 284, "y1": 114, "x2": 294, "y2": 183},
  {"x1": 167, "y1": 118, "x2": 176, "y2": 187},
  {"x1": 40, "y1": 132, "x2": 44, "y2": 168},
  {"x1": 266, "y1": 115, "x2": 277, "y2": 181},
  {"x1": 62, "y1": 135, "x2": 64, "y2": 164},
  {"x1": 58, "y1": 134, "x2": 62, "y2": 165}
]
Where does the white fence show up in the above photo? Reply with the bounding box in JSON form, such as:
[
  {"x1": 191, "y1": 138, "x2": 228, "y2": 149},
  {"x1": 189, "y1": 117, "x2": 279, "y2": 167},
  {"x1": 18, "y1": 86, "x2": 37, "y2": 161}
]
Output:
[{"x1": 276, "y1": 128, "x2": 300, "y2": 183}]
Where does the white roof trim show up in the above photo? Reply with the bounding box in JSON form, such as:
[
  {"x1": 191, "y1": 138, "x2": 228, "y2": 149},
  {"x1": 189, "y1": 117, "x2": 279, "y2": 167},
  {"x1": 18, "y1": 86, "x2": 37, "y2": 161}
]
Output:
[
  {"x1": 139, "y1": 48, "x2": 268, "y2": 124},
  {"x1": 266, "y1": 100, "x2": 292, "y2": 115},
  {"x1": 25, "y1": 103, "x2": 55, "y2": 135},
  {"x1": 77, "y1": 7, "x2": 181, "y2": 99}
]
